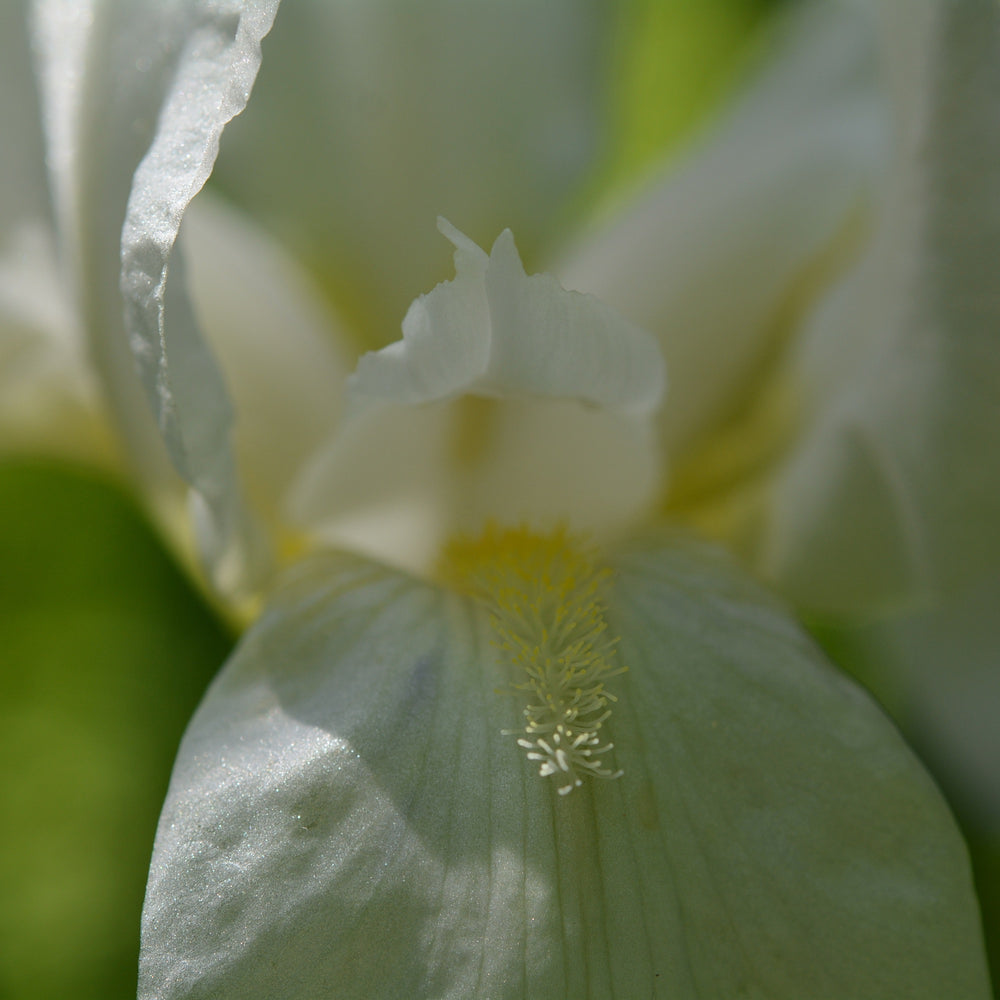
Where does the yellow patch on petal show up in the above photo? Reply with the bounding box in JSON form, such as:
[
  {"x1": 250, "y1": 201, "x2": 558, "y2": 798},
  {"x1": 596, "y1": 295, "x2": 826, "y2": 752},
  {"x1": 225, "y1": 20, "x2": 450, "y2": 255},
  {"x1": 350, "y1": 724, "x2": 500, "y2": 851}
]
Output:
[{"x1": 442, "y1": 524, "x2": 625, "y2": 795}]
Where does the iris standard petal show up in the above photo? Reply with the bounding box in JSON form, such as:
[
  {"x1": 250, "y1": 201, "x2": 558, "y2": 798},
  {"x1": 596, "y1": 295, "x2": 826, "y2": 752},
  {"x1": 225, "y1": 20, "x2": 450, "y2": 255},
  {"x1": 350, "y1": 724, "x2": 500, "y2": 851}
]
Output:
[
  {"x1": 208, "y1": 0, "x2": 615, "y2": 345},
  {"x1": 558, "y1": 0, "x2": 888, "y2": 461},
  {"x1": 759, "y1": 0, "x2": 1000, "y2": 615},
  {"x1": 31, "y1": 0, "x2": 186, "y2": 519},
  {"x1": 139, "y1": 534, "x2": 989, "y2": 999},
  {"x1": 119, "y1": 0, "x2": 281, "y2": 598}
]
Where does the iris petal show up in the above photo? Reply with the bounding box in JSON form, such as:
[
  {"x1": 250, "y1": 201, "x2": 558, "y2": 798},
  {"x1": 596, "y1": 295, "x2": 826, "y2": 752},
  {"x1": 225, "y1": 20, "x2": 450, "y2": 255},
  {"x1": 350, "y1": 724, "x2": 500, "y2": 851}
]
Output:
[
  {"x1": 0, "y1": 3, "x2": 109, "y2": 463},
  {"x1": 140, "y1": 535, "x2": 989, "y2": 999},
  {"x1": 209, "y1": 0, "x2": 614, "y2": 345},
  {"x1": 32, "y1": 0, "x2": 282, "y2": 598},
  {"x1": 180, "y1": 193, "x2": 351, "y2": 535},
  {"x1": 559, "y1": 0, "x2": 888, "y2": 460},
  {"x1": 761, "y1": 0, "x2": 1000, "y2": 615},
  {"x1": 290, "y1": 225, "x2": 665, "y2": 572}
]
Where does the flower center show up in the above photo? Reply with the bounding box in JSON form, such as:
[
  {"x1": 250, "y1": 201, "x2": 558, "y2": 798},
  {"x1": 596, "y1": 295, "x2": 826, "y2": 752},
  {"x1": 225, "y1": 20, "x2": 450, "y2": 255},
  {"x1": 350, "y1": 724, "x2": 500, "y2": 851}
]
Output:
[{"x1": 442, "y1": 524, "x2": 625, "y2": 795}]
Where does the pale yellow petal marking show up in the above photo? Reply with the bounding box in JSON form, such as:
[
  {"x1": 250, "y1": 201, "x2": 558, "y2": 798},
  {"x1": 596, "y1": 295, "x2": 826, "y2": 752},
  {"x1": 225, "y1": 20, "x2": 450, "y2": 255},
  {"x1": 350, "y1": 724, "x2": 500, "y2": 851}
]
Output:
[{"x1": 442, "y1": 524, "x2": 625, "y2": 795}]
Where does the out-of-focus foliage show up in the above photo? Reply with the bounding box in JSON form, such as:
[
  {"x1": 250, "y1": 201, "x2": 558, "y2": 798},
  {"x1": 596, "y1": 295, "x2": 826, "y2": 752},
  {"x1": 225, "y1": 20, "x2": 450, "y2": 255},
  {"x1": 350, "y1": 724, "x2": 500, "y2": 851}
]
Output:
[{"x1": 0, "y1": 461, "x2": 232, "y2": 1000}]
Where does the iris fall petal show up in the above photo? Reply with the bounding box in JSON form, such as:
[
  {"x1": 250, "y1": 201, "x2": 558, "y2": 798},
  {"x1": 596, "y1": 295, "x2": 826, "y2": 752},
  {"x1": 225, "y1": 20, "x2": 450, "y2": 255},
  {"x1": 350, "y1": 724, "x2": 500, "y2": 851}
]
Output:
[{"x1": 139, "y1": 535, "x2": 990, "y2": 999}]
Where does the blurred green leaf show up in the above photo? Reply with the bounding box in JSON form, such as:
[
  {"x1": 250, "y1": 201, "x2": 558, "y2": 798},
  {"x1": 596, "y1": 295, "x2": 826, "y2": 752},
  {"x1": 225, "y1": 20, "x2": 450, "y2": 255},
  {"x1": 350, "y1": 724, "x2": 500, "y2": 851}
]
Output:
[{"x1": 0, "y1": 460, "x2": 232, "y2": 1000}]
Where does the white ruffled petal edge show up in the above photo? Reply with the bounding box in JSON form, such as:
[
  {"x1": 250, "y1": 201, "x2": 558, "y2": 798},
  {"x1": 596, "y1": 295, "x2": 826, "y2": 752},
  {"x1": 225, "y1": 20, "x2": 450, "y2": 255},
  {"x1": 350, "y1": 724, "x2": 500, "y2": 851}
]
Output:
[
  {"x1": 31, "y1": 0, "x2": 282, "y2": 600},
  {"x1": 289, "y1": 223, "x2": 666, "y2": 573},
  {"x1": 348, "y1": 219, "x2": 664, "y2": 422}
]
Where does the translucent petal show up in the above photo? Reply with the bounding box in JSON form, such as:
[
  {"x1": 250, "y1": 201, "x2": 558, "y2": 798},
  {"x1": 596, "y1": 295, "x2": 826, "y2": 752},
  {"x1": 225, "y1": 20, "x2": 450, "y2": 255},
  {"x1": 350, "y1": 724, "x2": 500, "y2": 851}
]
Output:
[
  {"x1": 180, "y1": 193, "x2": 352, "y2": 531},
  {"x1": 289, "y1": 226, "x2": 665, "y2": 571},
  {"x1": 31, "y1": 0, "x2": 185, "y2": 514},
  {"x1": 758, "y1": 0, "x2": 1000, "y2": 615},
  {"x1": 558, "y1": 0, "x2": 888, "y2": 459},
  {"x1": 140, "y1": 536, "x2": 989, "y2": 999},
  {"x1": 348, "y1": 222, "x2": 664, "y2": 422},
  {"x1": 209, "y1": 0, "x2": 614, "y2": 344},
  {"x1": 32, "y1": 0, "x2": 281, "y2": 598}
]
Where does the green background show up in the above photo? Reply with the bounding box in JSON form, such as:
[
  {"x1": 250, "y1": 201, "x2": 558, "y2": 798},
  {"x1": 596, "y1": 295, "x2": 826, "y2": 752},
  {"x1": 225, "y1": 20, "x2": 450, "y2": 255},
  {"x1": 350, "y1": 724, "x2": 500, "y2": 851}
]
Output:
[{"x1": 0, "y1": 462, "x2": 232, "y2": 999}]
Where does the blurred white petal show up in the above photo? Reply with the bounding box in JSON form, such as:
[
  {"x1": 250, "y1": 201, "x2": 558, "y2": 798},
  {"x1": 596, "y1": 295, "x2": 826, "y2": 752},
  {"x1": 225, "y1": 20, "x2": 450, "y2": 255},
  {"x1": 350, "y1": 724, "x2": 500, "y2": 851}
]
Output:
[
  {"x1": 211, "y1": 0, "x2": 615, "y2": 343},
  {"x1": 0, "y1": 224, "x2": 113, "y2": 463},
  {"x1": 290, "y1": 226, "x2": 665, "y2": 571},
  {"x1": 885, "y1": 572, "x2": 1000, "y2": 831},
  {"x1": 140, "y1": 535, "x2": 989, "y2": 999},
  {"x1": 759, "y1": 0, "x2": 1000, "y2": 615},
  {"x1": 836, "y1": 571, "x2": 1000, "y2": 834},
  {"x1": 1, "y1": 2, "x2": 49, "y2": 237},
  {"x1": 180, "y1": 193, "x2": 352, "y2": 533},
  {"x1": 0, "y1": 3, "x2": 110, "y2": 463},
  {"x1": 559, "y1": 0, "x2": 889, "y2": 459}
]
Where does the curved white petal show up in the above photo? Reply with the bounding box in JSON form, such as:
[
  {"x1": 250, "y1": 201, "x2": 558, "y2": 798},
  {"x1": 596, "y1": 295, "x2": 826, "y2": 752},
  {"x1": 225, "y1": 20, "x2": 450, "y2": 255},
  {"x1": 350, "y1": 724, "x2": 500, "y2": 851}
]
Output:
[
  {"x1": 349, "y1": 221, "x2": 664, "y2": 422},
  {"x1": 31, "y1": 0, "x2": 182, "y2": 515},
  {"x1": 180, "y1": 193, "x2": 352, "y2": 532},
  {"x1": 209, "y1": 0, "x2": 615, "y2": 344},
  {"x1": 139, "y1": 537, "x2": 989, "y2": 999},
  {"x1": 758, "y1": 0, "x2": 1000, "y2": 615},
  {"x1": 290, "y1": 226, "x2": 665, "y2": 572},
  {"x1": 119, "y1": 1, "x2": 281, "y2": 596},
  {"x1": 558, "y1": 0, "x2": 888, "y2": 460},
  {"x1": 32, "y1": 0, "x2": 282, "y2": 599}
]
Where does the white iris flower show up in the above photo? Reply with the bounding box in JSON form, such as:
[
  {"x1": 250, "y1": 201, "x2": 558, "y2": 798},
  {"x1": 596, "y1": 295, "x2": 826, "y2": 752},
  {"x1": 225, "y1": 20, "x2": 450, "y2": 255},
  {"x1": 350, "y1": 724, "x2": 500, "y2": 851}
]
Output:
[{"x1": 2, "y1": 0, "x2": 997, "y2": 997}]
